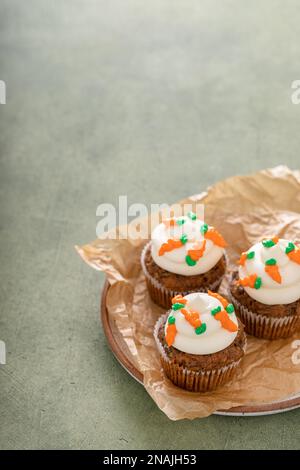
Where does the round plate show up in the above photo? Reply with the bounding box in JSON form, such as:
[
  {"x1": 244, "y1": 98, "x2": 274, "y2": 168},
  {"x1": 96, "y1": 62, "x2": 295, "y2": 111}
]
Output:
[{"x1": 101, "y1": 280, "x2": 300, "y2": 416}]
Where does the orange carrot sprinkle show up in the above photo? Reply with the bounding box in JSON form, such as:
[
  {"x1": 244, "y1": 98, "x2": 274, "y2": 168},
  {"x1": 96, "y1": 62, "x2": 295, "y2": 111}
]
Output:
[
  {"x1": 181, "y1": 308, "x2": 202, "y2": 329},
  {"x1": 187, "y1": 240, "x2": 206, "y2": 262},
  {"x1": 272, "y1": 236, "x2": 279, "y2": 244},
  {"x1": 162, "y1": 218, "x2": 176, "y2": 227},
  {"x1": 214, "y1": 310, "x2": 238, "y2": 333},
  {"x1": 238, "y1": 252, "x2": 247, "y2": 266},
  {"x1": 287, "y1": 248, "x2": 300, "y2": 265},
  {"x1": 171, "y1": 295, "x2": 187, "y2": 305},
  {"x1": 166, "y1": 323, "x2": 177, "y2": 347},
  {"x1": 158, "y1": 238, "x2": 183, "y2": 256},
  {"x1": 207, "y1": 290, "x2": 229, "y2": 308},
  {"x1": 236, "y1": 274, "x2": 258, "y2": 288},
  {"x1": 265, "y1": 264, "x2": 282, "y2": 284},
  {"x1": 204, "y1": 228, "x2": 227, "y2": 248}
]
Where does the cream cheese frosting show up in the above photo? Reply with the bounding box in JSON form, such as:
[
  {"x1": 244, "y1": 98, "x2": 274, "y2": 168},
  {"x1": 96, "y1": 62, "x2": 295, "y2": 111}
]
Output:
[
  {"x1": 151, "y1": 213, "x2": 226, "y2": 276},
  {"x1": 237, "y1": 238, "x2": 300, "y2": 305},
  {"x1": 164, "y1": 292, "x2": 238, "y2": 355}
]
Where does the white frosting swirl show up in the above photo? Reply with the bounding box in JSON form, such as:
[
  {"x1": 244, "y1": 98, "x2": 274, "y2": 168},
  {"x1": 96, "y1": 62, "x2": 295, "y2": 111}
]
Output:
[
  {"x1": 238, "y1": 239, "x2": 300, "y2": 305},
  {"x1": 151, "y1": 216, "x2": 225, "y2": 276},
  {"x1": 164, "y1": 292, "x2": 238, "y2": 355}
]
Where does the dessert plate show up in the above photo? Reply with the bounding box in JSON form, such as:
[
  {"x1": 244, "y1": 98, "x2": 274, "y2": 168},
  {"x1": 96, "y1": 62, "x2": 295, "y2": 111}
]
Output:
[{"x1": 101, "y1": 280, "x2": 300, "y2": 416}]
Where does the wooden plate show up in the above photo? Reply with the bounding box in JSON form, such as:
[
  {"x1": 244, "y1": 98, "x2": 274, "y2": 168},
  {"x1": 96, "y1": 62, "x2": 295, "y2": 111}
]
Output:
[{"x1": 101, "y1": 280, "x2": 300, "y2": 416}]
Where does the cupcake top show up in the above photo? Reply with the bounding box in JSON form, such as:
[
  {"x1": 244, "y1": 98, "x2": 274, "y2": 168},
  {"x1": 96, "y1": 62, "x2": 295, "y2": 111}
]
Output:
[
  {"x1": 151, "y1": 213, "x2": 226, "y2": 276},
  {"x1": 164, "y1": 292, "x2": 238, "y2": 354},
  {"x1": 237, "y1": 237, "x2": 300, "y2": 305}
]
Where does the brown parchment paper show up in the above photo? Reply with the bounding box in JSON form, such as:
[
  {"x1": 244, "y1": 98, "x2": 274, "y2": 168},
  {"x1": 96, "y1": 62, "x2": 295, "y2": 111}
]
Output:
[{"x1": 76, "y1": 166, "x2": 300, "y2": 420}]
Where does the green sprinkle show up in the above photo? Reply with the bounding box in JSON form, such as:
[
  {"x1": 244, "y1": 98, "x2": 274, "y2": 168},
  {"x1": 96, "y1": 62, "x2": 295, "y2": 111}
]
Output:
[
  {"x1": 247, "y1": 251, "x2": 255, "y2": 259},
  {"x1": 262, "y1": 239, "x2": 275, "y2": 248},
  {"x1": 254, "y1": 277, "x2": 262, "y2": 289},
  {"x1": 180, "y1": 234, "x2": 188, "y2": 244},
  {"x1": 187, "y1": 211, "x2": 197, "y2": 221},
  {"x1": 176, "y1": 218, "x2": 186, "y2": 226},
  {"x1": 195, "y1": 323, "x2": 207, "y2": 335},
  {"x1": 286, "y1": 242, "x2": 295, "y2": 254},
  {"x1": 185, "y1": 255, "x2": 197, "y2": 266},
  {"x1": 226, "y1": 303, "x2": 235, "y2": 314},
  {"x1": 172, "y1": 303, "x2": 185, "y2": 311},
  {"x1": 168, "y1": 315, "x2": 176, "y2": 324},
  {"x1": 265, "y1": 258, "x2": 277, "y2": 265},
  {"x1": 211, "y1": 306, "x2": 221, "y2": 316},
  {"x1": 200, "y1": 223, "x2": 208, "y2": 235}
]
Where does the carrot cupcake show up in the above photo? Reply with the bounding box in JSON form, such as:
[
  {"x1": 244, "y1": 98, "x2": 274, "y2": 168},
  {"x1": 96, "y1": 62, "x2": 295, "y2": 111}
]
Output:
[
  {"x1": 230, "y1": 237, "x2": 300, "y2": 340},
  {"x1": 154, "y1": 292, "x2": 246, "y2": 392},
  {"x1": 141, "y1": 213, "x2": 227, "y2": 308}
]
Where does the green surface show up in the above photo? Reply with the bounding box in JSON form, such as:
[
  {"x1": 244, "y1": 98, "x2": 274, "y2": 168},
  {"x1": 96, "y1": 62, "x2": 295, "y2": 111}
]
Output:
[{"x1": 0, "y1": 0, "x2": 299, "y2": 450}]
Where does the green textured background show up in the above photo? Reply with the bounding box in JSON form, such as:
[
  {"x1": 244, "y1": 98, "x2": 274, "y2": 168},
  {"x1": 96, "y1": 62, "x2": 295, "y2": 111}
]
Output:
[{"x1": 0, "y1": 0, "x2": 299, "y2": 450}]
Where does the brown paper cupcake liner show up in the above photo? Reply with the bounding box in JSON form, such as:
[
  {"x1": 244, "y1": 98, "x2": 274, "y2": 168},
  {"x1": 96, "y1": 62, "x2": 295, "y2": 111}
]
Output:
[
  {"x1": 153, "y1": 314, "x2": 245, "y2": 392},
  {"x1": 141, "y1": 242, "x2": 225, "y2": 309},
  {"x1": 229, "y1": 292, "x2": 300, "y2": 340}
]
